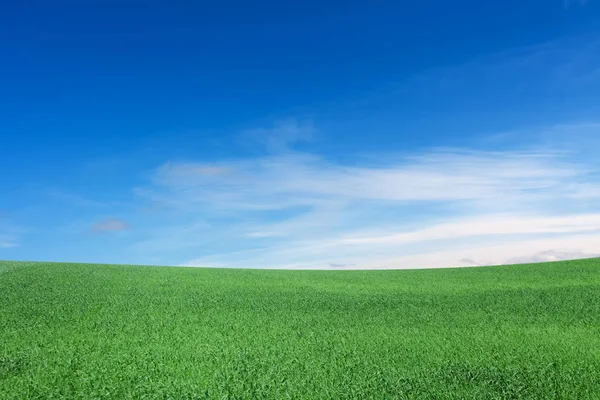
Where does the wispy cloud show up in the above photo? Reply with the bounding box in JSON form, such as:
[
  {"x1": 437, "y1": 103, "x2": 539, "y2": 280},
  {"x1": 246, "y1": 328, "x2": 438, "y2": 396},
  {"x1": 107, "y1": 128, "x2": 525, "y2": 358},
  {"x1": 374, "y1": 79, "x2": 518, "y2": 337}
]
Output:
[
  {"x1": 0, "y1": 240, "x2": 19, "y2": 249},
  {"x1": 339, "y1": 213, "x2": 600, "y2": 245},
  {"x1": 0, "y1": 215, "x2": 24, "y2": 250},
  {"x1": 240, "y1": 120, "x2": 315, "y2": 153},
  {"x1": 127, "y1": 36, "x2": 600, "y2": 269},
  {"x1": 392, "y1": 35, "x2": 600, "y2": 120},
  {"x1": 147, "y1": 148, "x2": 583, "y2": 207},
  {"x1": 134, "y1": 121, "x2": 600, "y2": 269},
  {"x1": 91, "y1": 217, "x2": 130, "y2": 233},
  {"x1": 506, "y1": 249, "x2": 600, "y2": 265}
]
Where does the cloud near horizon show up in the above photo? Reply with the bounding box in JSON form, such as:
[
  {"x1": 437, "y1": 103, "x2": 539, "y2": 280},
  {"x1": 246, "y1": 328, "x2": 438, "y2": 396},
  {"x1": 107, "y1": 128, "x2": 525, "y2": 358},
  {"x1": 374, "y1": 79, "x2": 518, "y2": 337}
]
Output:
[
  {"x1": 133, "y1": 120, "x2": 600, "y2": 269},
  {"x1": 0, "y1": 216, "x2": 23, "y2": 250}
]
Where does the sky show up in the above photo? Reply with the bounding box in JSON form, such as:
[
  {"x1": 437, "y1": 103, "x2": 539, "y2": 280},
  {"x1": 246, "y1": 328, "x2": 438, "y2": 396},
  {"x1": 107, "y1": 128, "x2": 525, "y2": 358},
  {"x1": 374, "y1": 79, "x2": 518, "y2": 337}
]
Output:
[{"x1": 1, "y1": 0, "x2": 600, "y2": 269}]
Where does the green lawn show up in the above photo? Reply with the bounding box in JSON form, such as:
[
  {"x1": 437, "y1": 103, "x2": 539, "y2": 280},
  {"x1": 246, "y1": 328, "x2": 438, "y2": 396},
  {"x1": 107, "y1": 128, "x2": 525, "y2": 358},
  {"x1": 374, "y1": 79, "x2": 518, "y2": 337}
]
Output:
[{"x1": 1, "y1": 259, "x2": 599, "y2": 399}]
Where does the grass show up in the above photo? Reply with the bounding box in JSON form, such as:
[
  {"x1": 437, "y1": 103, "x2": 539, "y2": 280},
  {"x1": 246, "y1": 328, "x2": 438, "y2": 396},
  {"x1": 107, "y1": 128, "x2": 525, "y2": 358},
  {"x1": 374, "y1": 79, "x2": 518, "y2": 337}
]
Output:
[{"x1": 1, "y1": 259, "x2": 600, "y2": 399}]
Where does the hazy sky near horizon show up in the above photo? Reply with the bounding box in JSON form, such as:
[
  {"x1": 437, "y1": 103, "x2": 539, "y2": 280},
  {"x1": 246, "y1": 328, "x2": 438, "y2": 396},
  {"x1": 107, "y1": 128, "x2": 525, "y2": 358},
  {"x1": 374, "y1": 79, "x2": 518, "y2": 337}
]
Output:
[{"x1": 2, "y1": 0, "x2": 600, "y2": 269}]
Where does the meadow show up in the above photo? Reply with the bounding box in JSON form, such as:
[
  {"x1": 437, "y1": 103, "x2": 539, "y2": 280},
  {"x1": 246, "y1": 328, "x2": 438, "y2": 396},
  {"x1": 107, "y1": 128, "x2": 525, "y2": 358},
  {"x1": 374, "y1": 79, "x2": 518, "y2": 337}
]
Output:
[{"x1": 1, "y1": 259, "x2": 599, "y2": 399}]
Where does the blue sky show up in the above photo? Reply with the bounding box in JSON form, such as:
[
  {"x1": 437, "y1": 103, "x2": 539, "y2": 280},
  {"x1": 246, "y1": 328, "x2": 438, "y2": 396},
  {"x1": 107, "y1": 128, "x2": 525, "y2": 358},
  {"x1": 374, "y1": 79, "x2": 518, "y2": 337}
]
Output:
[{"x1": 2, "y1": 0, "x2": 600, "y2": 268}]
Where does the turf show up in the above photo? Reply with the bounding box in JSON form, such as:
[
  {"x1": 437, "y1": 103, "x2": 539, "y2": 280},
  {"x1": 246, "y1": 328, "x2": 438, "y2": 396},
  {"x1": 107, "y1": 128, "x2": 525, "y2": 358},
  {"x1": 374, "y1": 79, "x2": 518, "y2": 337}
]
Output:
[{"x1": 1, "y1": 259, "x2": 600, "y2": 399}]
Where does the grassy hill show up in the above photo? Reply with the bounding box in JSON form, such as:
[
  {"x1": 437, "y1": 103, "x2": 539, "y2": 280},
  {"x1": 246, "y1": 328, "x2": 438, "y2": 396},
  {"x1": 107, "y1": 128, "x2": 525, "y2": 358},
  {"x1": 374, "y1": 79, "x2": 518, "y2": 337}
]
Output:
[{"x1": 1, "y1": 259, "x2": 599, "y2": 399}]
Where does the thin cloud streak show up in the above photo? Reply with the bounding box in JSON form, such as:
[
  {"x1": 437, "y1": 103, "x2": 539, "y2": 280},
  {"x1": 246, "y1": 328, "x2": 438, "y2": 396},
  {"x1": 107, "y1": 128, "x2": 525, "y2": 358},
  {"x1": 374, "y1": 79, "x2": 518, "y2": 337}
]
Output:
[
  {"x1": 362, "y1": 233, "x2": 600, "y2": 270},
  {"x1": 147, "y1": 150, "x2": 584, "y2": 208},
  {"x1": 181, "y1": 232, "x2": 600, "y2": 270},
  {"x1": 340, "y1": 213, "x2": 600, "y2": 245},
  {"x1": 240, "y1": 120, "x2": 315, "y2": 153},
  {"x1": 133, "y1": 122, "x2": 600, "y2": 269},
  {"x1": 506, "y1": 249, "x2": 600, "y2": 265},
  {"x1": 0, "y1": 219, "x2": 25, "y2": 250}
]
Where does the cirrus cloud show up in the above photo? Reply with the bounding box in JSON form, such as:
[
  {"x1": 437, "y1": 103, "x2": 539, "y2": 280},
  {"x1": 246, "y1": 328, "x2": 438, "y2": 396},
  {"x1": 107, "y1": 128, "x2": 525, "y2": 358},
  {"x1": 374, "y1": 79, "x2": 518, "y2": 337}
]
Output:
[{"x1": 133, "y1": 121, "x2": 600, "y2": 269}]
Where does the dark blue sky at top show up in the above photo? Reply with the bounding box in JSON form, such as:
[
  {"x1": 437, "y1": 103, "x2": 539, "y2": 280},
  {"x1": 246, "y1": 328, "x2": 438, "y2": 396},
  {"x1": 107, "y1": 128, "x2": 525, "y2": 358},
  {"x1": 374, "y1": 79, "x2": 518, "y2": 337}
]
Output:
[{"x1": 3, "y1": 1, "x2": 598, "y2": 158}]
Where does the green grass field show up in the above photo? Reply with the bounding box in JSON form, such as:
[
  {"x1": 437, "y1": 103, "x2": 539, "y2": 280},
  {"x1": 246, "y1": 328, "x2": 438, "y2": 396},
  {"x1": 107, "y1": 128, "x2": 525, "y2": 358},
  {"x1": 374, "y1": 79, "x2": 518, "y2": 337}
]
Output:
[{"x1": 1, "y1": 259, "x2": 600, "y2": 399}]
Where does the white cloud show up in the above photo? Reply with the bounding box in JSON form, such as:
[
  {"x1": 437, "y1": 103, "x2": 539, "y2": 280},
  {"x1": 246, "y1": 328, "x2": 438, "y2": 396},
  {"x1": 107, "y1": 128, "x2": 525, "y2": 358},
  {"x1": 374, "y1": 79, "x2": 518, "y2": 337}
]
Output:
[
  {"x1": 360, "y1": 234, "x2": 600, "y2": 270},
  {"x1": 506, "y1": 249, "x2": 600, "y2": 265},
  {"x1": 339, "y1": 213, "x2": 600, "y2": 245},
  {"x1": 148, "y1": 149, "x2": 584, "y2": 208},
  {"x1": 178, "y1": 219, "x2": 600, "y2": 270},
  {"x1": 240, "y1": 120, "x2": 315, "y2": 153},
  {"x1": 132, "y1": 121, "x2": 600, "y2": 269},
  {"x1": 0, "y1": 218, "x2": 24, "y2": 250}
]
